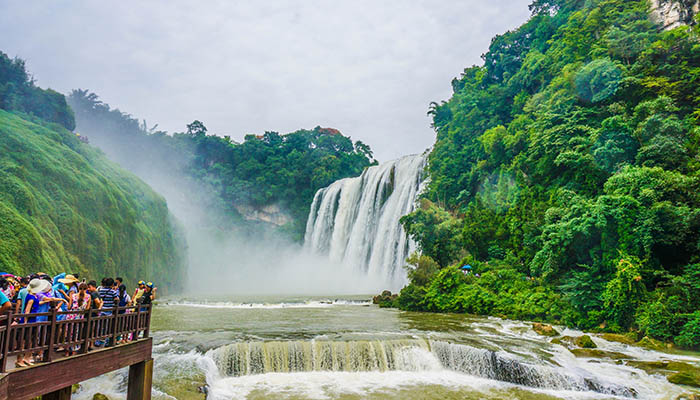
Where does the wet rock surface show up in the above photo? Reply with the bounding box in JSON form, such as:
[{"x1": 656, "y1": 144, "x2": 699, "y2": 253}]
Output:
[{"x1": 532, "y1": 323, "x2": 559, "y2": 337}]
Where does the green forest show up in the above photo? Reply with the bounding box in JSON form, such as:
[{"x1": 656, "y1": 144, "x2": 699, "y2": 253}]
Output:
[
  {"x1": 0, "y1": 53, "x2": 186, "y2": 289},
  {"x1": 395, "y1": 0, "x2": 700, "y2": 348},
  {"x1": 68, "y1": 91, "x2": 375, "y2": 238}
]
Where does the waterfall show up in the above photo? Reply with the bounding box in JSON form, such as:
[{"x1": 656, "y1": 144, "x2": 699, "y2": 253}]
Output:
[
  {"x1": 209, "y1": 339, "x2": 637, "y2": 397},
  {"x1": 304, "y1": 153, "x2": 428, "y2": 288}
]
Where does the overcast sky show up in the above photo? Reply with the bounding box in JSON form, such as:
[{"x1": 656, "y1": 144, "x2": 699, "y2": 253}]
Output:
[{"x1": 1, "y1": 1, "x2": 531, "y2": 161}]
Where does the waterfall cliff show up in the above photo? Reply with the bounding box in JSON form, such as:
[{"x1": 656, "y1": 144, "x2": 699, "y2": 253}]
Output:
[{"x1": 304, "y1": 153, "x2": 428, "y2": 289}]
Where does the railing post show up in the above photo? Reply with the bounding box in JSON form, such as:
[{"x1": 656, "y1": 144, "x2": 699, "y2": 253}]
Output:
[
  {"x1": 110, "y1": 307, "x2": 118, "y2": 347},
  {"x1": 2, "y1": 313, "x2": 12, "y2": 372},
  {"x1": 81, "y1": 308, "x2": 93, "y2": 354},
  {"x1": 144, "y1": 304, "x2": 151, "y2": 338},
  {"x1": 135, "y1": 305, "x2": 141, "y2": 339},
  {"x1": 44, "y1": 307, "x2": 58, "y2": 362}
]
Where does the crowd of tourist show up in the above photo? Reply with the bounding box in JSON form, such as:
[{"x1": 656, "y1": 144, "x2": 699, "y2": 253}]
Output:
[{"x1": 0, "y1": 272, "x2": 156, "y2": 368}]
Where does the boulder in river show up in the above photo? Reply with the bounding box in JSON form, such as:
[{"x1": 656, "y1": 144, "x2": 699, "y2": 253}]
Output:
[
  {"x1": 575, "y1": 335, "x2": 597, "y2": 349},
  {"x1": 569, "y1": 348, "x2": 627, "y2": 360},
  {"x1": 373, "y1": 290, "x2": 398, "y2": 307},
  {"x1": 600, "y1": 332, "x2": 637, "y2": 344},
  {"x1": 636, "y1": 336, "x2": 668, "y2": 351},
  {"x1": 532, "y1": 323, "x2": 559, "y2": 337},
  {"x1": 93, "y1": 394, "x2": 110, "y2": 400},
  {"x1": 668, "y1": 371, "x2": 700, "y2": 388}
]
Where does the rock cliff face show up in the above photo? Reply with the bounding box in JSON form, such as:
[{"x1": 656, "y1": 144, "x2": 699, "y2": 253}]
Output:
[
  {"x1": 234, "y1": 203, "x2": 293, "y2": 226},
  {"x1": 650, "y1": 0, "x2": 699, "y2": 30}
]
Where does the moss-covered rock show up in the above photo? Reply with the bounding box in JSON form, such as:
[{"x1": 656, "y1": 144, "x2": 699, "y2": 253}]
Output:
[
  {"x1": 71, "y1": 384, "x2": 80, "y2": 394},
  {"x1": 533, "y1": 323, "x2": 559, "y2": 337},
  {"x1": 569, "y1": 348, "x2": 627, "y2": 360},
  {"x1": 575, "y1": 335, "x2": 597, "y2": 349},
  {"x1": 675, "y1": 393, "x2": 700, "y2": 400},
  {"x1": 626, "y1": 360, "x2": 670, "y2": 373},
  {"x1": 550, "y1": 336, "x2": 574, "y2": 347},
  {"x1": 373, "y1": 290, "x2": 398, "y2": 308},
  {"x1": 668, "y1": 362, "x2": 700, "y2": 374},
  {"x1": 600, "y1": 333, "x2": 637, "y2": 345},
  {"x1": 637, "y1": 336, "x2": 667, "y2": 351},
  {"x1": 668, "y1": 371, "x2": 700, "y2": 387},
  {"x1": 157, "y1": 374, "x2": 207, "y2": 400},
  {"x1": 92, "y1": 394, "x2": 110, "y2": 400}
]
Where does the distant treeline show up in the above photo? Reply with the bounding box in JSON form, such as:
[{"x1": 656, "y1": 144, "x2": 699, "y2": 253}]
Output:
[
  {"x1": 0, "y1": 52, "x2": 75, "y2": 130},
  {"x1": 68, "y1": 90, "x2": 375, "y2": 238},
  {"x1": 394, "y1": 0, "x2": 700, "y2": 348}
]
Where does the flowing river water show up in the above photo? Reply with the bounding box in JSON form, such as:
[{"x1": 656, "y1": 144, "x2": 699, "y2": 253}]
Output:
[{"x1": 74, "y1": 295, "x2": 700, "y2": 400}]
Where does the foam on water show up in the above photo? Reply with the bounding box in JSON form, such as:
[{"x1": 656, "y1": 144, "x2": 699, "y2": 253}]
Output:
[
  {"x1": 162, "y1": 299, "x2": 372, "y2": 309},
  {"x1": 74, "y1": 303, "x2": 700, "y2": 400}
]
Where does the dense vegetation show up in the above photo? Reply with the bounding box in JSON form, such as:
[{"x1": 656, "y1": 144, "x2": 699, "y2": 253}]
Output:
[
  {"x1": 397, "y1": 0, "x2": 700, "y2": 348},
  {"x1": 0, "y1": 110, "x2": 186, "y2": 288},
  {"x1": 68, "y1": 90, "x2": 375, "y2": 238},
  {"x1": 0, "y1": 54, "x2": 186, "y2": 289}
]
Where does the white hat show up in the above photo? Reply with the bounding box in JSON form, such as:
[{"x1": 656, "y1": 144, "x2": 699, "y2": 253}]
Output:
[{"x1": 27, "y1": 278, "x2": 51, "y2": 295}]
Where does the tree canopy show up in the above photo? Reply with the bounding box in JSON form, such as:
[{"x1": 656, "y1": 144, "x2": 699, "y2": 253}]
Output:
[{"x1": 397, "y1": 0, "x2": 700, "y2": 347}]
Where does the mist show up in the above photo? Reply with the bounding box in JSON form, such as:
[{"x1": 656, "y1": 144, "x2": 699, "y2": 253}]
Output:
[{"x1": 69, "y1": 94, "x2": 397, "y2": 295}]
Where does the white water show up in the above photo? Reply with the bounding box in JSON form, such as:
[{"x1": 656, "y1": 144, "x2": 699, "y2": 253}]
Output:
[
  {"x1": 73, "y1": 300, "x2": 700, "y2": 400},
  {"x1": 304, "y1": 153, "x2": 428, "y2": 290}
]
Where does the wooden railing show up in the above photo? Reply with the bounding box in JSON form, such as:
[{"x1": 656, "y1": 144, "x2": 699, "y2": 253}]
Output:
[{"x1": 0, "y1": 304, "x2": 152, "y2": 372}]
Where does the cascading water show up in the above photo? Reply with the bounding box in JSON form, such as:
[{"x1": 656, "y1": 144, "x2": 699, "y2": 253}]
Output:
[
  {"x1": 208, "y1": 339, "x2": 636, "y2": 397},
  {"x1": 304, "y1": 153, "x2": 428, "y2": 289}
]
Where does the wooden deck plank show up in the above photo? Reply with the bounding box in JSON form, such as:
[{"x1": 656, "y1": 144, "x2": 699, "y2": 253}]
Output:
[{"x1": 0, "y1": 338, "x2": 152, "y2": 400}]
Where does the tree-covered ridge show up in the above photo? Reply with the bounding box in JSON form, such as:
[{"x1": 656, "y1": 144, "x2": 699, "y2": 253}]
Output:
[
  {"x1": 0, "y1": 109, "x2": 186, "y2": 289},
  {"x1": 0, "y1": 52, "x2": 75, "y2": 130},
  {"x1": 68, "y1": 90, "x2": 375, "y2": 237},
  {"x1": 399, "y1": 0, "x2": 700, "y2": 347}
]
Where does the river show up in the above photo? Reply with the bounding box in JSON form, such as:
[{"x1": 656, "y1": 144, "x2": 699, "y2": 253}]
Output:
[{"x1": 74, "y1": 295, "x2": 700, "y2": 400}]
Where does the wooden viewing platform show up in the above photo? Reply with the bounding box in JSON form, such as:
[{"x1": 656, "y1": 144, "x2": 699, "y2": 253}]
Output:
[{"x1": 0, "y1": 304, "x2": 154, "y2": 400}]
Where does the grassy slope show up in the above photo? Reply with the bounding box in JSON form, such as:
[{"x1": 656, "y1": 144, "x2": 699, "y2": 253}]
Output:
[{"x1": 0, "y1": 109, "x2": 185, "y2": 288}]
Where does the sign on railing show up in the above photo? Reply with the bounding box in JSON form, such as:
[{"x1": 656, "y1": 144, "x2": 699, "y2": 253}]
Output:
[{"x1": 0, "y1": 304, "x2": 152, "y2": 372}]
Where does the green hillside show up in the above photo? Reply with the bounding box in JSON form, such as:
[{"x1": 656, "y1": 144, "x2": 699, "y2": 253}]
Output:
[
  {"x1": 0, "y1": 109, "x2": 186, "y2": 288},
  {"x1": 396, "y1": 0, "x2": 700, "y2": 347}
]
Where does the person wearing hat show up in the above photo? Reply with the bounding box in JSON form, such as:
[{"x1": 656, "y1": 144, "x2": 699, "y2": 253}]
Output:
[
  {"x1": 133, "y1": 281, "x2": 146, "y2": 304},
  {"x1": 139, "y1": 282, "x2": 156, "y2": 309},
  {"x1": 55, "y1": 275, "x2": 79, "y2": 312},
  {"x1": 16, "y1": 279, "x2": 67, "y2": 367}
]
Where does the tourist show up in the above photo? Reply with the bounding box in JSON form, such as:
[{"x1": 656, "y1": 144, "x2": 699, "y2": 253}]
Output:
[
  {"x1": 87, "y1": 280, "x2": 103, "y2": 310},
  {"x1": 98, "y1": 278, "x2": 119, "y2": 315},
  {"x1": 118, "y1": 284, "x2": 131, "y2": 312},
  {"x1": 54, "y1": 274, "x2": 79, "y2": 321},
  {"x1": 18, "y1": 279, "x2": 66, "y2": 367},
  {"x1": 115, "y1": 277, "x2": 123, "y2": 287},
  {"x1": 133, "y1": 281, "x2": 146, "y2": 304},
  {"x1": 0, "y1": 276, "x2": 13, "y2": 300},
  {"x1": 65, "y1": 282, "x2": 91, "y2": 356},
  {"x1": 12, "y1": 276, "x2": 29, "y2": 313},
  {"x1": 0, "y1": 279, "x2": 11, "y2": 314},
  {"x1": 139, "y1": 282, "x2": 156, "y2": 307}
]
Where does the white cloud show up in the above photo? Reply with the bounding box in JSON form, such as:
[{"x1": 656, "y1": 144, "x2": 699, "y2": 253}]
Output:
[{"x1": 0, "y1": 0, "x2": 531, "y2": 161}]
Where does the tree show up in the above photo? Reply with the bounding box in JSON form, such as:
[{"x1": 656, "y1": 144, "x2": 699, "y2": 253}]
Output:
[{"x1": 186, "y1": 120, "x2": 208, "y2": 136}]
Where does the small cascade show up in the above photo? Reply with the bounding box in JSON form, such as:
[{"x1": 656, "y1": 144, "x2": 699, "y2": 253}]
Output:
[
  {"x1": 210, "y1": 339, "x2": 637, "y2": 397},
  {"x1": 212, "y1": 339, "x2": 431, "y2": 376},
  {"x1": 304, "y1": 153, "x2": 428, "y2": 288},
  {"x1": 430, "y1": 341, "x2": 637, "y2": 397}
]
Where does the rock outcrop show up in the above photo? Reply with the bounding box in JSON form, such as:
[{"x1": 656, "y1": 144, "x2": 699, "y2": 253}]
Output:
[
  {"x1": 234, "y1": 203, "x2": 293, "y2": 226},
  {"x1": 650, "y1": 0, "x2": 699, "y2": 30},
  {"x1": 532, "y1": 323, "x2": 559, "y2": 337}
]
